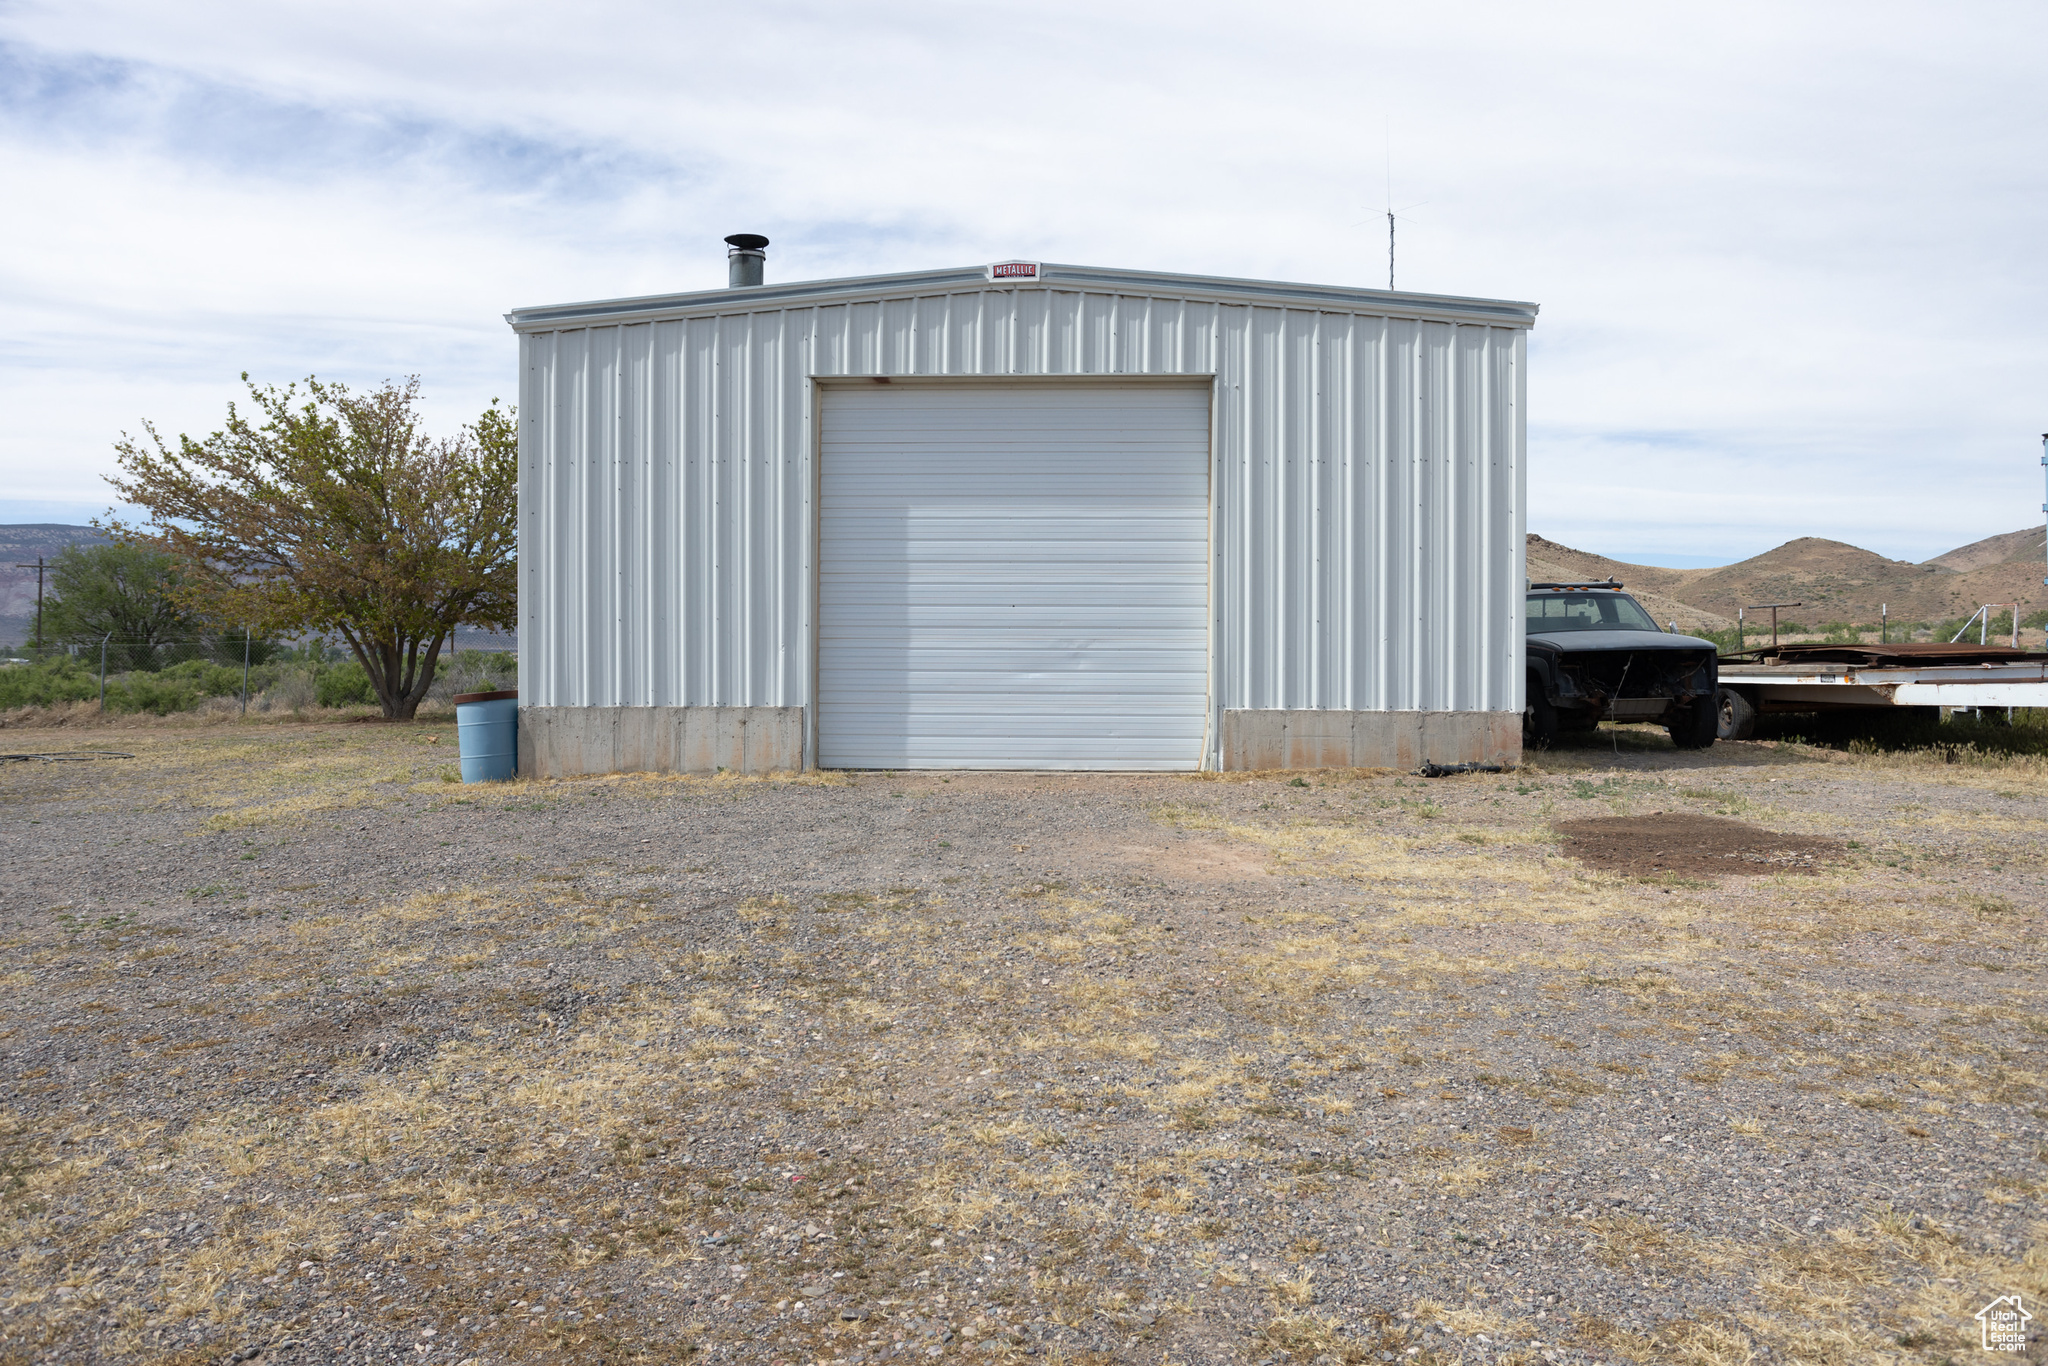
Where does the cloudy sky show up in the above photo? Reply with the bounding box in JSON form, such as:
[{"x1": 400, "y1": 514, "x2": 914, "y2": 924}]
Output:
[{"x1": 1, "y1": 0, "x2": 2042, "y2": 565}]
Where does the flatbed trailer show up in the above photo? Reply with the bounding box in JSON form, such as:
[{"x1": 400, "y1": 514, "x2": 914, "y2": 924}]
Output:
[{"x1": 1714, "y1": 643, "x2": 2048, "y2": 740}]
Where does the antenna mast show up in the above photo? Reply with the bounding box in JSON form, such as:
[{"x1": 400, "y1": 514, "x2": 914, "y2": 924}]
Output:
[{"x1": 1385, "y1": 120, "x2": 1395, "y2": 291}]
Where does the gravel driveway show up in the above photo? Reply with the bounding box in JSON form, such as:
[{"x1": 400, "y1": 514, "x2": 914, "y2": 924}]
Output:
[{"x1": 0, "y1": 721, "x2": 2042, "y2": 1365}]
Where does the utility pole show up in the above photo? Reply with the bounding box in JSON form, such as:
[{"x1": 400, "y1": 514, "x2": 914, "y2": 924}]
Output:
[{"x1": 12, "y1": 556, "x2": 46, "y2": 654}]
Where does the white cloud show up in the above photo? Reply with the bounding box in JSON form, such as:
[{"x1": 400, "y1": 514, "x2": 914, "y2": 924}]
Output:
[{"x1": 1, "y1": 0, "x2": 2043, "y2": 561}]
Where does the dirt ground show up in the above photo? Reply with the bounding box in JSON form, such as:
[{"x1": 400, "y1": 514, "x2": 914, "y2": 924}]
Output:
[
  {"x1": 1552, "y1": 815, "x2": 1845, "y2": 880},
  {"x1": 0, "y1": 722, "x2": 2043, "y2": 1366}
]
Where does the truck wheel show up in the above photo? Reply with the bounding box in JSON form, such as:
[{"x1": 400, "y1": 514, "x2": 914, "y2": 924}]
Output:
[
  {"x1": 1669, "y1": 699, "x2": 1718, "y2": 749},
  {"x1": 1716, "y1": 688, "x2": 1756, "y2": 741},
  {"x1": 1525, "y1": 689, "x2": 1559, "y2": 748}
]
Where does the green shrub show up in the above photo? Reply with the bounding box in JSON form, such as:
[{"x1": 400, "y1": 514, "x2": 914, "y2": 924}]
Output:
[
  {"x1": 105, "y1": 673, "x2": 204, "y2": 716},
  {"x1": 0, "y1": 648, "x2": 387, "y2": 715},
  {"x1": 0, "y1": 656, "x2": 100, "y2": 709},
  {"x1": 1697, "y1": 625, "x2": 1747, "y2": 655},
  {"x1": 1931, "y1": 611, "x2": 2021, "y2": 643},
  {"x1": 156, "y1": 658, "x2": 249, "y2": 697},
  {"x1": 317, "y1": 661, "x2": 375, "y2": 708}
]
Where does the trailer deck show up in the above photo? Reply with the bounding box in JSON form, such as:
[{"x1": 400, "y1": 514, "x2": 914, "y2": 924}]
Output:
[{"x1": 1715, "y1": 643, "x2": 2048, "y2": 737}]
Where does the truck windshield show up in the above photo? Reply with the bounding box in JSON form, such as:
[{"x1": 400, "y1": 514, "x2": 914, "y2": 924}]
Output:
[{"x1": 1526, "y1": 592, "x2": 1661, "y2": 633}]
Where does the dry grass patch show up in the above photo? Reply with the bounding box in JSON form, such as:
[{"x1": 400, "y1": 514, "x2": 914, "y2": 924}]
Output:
[
  {"x1": 1430, "y1": 1160, "x2": 1497, "y2": 1196},
  {"x1": 910, "y1": 1170, "x2": 1003, "y2": 1231},
  {"x1": 1257, "y1": 1310, "x2": 1444, "y2": 1365},
  {"x1": 1744, "y1": 1209, "x2": 2048, "y2": 1357},
  {"x1": 1153, "y1": 806, "x2": 1553, "y2": 893},
  {"x1": 1266, "y1": 1266, "x2": 1317, "y2": 1306},
  {"x1": 1583, "y1": 1214, "x2": 1740, "y2": 1275}
]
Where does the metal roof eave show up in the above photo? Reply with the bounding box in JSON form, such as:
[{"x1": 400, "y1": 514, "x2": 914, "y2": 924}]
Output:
[{"x1": 504, "y1": 262, "x2": 1540, "y2": 332}]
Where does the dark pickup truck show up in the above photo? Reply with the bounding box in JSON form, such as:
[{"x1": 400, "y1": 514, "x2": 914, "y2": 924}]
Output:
[{"x1": 1525, "y1": 581, "x2": 1718, "y2": 748}]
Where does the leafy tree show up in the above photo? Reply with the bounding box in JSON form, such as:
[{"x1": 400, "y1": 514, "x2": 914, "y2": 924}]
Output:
[
  {"x1": 106, "y1": 376, "x2": 516, "y2": 720},
  {"x1": 42, "y1": 542, "x2": 203, "y2": 671},
  {"x1": 210, "y1": 625, "x2": 280, "y2": 669}
]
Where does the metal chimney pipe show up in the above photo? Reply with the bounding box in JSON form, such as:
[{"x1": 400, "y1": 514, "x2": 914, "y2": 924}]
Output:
[{"x1": 725, "y1": 233, "x2": 768, "y2": 287}]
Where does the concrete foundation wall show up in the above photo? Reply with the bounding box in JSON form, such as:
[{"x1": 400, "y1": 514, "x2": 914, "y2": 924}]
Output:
[
  {"x1": 1221, "y1": 709, "x2": 1521, "y2": 771},
  {"x1": 519, "y1": 707, "x2": 804, "y2": 778},
  {"x1": 519, "y1": 705, "x2": 1516, "y2": 776}
]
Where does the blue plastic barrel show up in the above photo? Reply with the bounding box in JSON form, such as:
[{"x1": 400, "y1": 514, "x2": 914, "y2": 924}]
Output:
[{"x1": 454, "y1": 690, "x2": 519, "y2": 782}]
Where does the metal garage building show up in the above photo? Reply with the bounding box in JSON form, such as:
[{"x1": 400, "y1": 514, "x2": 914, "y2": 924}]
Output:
[{"x1": 508, "y1": 243, "x2": 1536, "y2": 776}]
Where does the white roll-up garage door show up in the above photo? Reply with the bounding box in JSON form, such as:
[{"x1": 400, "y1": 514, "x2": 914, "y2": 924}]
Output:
[{"x1": 818, "y1": 381, "x2": 1210, "y2": 770}]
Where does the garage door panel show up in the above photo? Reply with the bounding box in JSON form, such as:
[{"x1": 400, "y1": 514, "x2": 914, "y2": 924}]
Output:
[
  {"x1": 819, "y1": 634, "x2": 1204, "y2": 651},
  {"x1": 824, "y1": 598, "x2": 1212, "y2": 618},
  {"x1": 817, "y1": 668, "x2": 1211, "y2": 689},
  {"x1": 822, "y1": 575, "x2": 1209, "y2": 593},
  {"x1": 824, "y1": 595, "x2": 1210, "y2": 610},
  {"x1": 830, "y1": 540, "x2": 1206, "y2": 562},
  {"x1": 825, "y1": 719, "x2": 1206, "y2": 739},
  {"x1": 815, "y1": 634, "x2": 1212, "y2": 655},
  {"x1": 830, "y1": 710, "x2": 1203, "y2": 730},
  {"x1": 827, "y1": 402, "x2": 1207, "y2": 422},
  {"x1": 823, "y1": 429, "x2": 1208, "y2": 443},
  {"x1": 826, "y1": 546, "x2": 1207, "y2": 559},
  {"x1": 821, "y1": 497, "x2": 1210, "y2": 515},
  {"x1": 819, "y1": 383, "x2": 1210, "y2": 770},
  {"x1": 822, "y1": 647, "x2": 1208, "y2": 668},
  {"x1": 824, "y1": 528, "x2": 1207, "y2": 549}
]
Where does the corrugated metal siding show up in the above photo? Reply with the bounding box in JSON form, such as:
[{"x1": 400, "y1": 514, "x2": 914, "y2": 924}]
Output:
[{"x1": 517, "y1": 283, "x2": 1526, "y2": 759}]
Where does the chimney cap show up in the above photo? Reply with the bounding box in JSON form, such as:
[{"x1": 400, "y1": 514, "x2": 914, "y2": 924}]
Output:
[{"x1": 724, "y1": 233, "x2": 770, "y2": 251}]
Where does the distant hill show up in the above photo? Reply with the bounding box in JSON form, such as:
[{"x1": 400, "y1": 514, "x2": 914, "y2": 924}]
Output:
[
  {"x1": 1528, "y1": 525, "x2": 2048, "y2": 630},
  {"x1": 1523, "y1": 536, "x2": 1729, "y2": 632},
  {"x1": 1917, "y1": 525, "x2": 2048, "y2": 626},
  {"x1": 0, "y1": 524, "x2": 111, "y2": 646},
  {"x1": 1664, "y1": 537, "x2": 1951, "y2": 623},
  {"x1": 1926, "y1": 526, "x2": 2046, "y2": 574}
]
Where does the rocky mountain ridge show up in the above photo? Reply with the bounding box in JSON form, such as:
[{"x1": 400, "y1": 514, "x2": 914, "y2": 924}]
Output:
[{"x1": 1529, "y1": 525, "x2": 2048, "y2": 628}]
